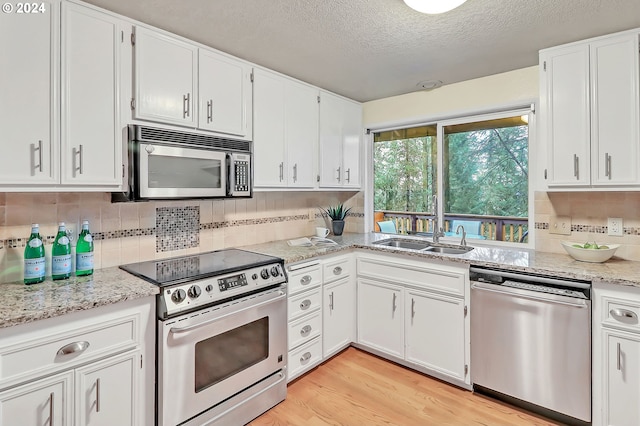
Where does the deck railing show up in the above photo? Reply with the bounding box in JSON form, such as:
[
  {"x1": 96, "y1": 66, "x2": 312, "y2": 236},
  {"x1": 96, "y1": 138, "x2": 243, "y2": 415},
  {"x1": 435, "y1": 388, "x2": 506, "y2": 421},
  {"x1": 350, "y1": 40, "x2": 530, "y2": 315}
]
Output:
[{"x1": 375, "y1": 210, "x2": 529, "y2": 243}]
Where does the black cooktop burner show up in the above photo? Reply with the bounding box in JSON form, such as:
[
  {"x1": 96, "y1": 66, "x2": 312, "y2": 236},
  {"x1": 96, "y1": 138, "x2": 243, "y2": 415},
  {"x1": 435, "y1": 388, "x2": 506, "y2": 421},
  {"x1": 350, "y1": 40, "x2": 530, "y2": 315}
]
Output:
[{"x1": 120, "y1": 248, "x2": 283, "y2": 287}]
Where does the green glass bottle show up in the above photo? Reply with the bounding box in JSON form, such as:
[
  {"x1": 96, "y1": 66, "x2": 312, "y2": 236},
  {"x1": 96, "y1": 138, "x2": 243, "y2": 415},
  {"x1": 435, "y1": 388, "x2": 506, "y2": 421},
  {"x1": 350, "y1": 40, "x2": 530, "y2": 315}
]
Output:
[
  {"x1": 75, "y1": 220, "x2": 94, "y2": 276},
  {"x1": 51, "y1": 222, "x2": 72, "y2": 280},
  {"x1": 24, "y1": 223, "x2": 45, "y2": 284}
]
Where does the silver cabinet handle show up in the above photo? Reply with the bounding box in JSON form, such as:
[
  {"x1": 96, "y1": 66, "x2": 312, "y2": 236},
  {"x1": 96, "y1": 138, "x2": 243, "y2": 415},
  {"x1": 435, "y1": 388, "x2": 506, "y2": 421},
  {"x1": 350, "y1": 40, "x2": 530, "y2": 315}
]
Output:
[
  {"x1": 300, "y1": 325, "x2": 312, "y2": 337},
  {"x1": 573, "y1": 154, "x2": 579, "y2": 180},
  {"x1": 617, "y1": 342, "x2": 622, "y2": 371},
  {"x1": 605, "y1": 153, "x2": 612, "y2": 179},
  {"x1": 183, "y1": 93, "x2": 190, "y2": 118},
  {"x1": 329, "y1": 291, "x2": 334, "y2": 311},
  {"x1": 333, "y1": 266, "x2": 342, "y2": 276},
  {"x1": 96, "y1": 378, "x2": 101, "y2": 412},
  {"x1": 49, "y1": 392, "x2": 54, "y2": 426},
  {"x1": 345, "y1": 168, "x2": 351, "y2": 183},
  {"x1": 392, "y1": 292, "x2": 397, "y2": 312},
  {"x1": 56, "y1": 341, "x2": 90, "y2": 356},
  {"x1": 207, "y1": 99, "x2": 213, "y2": 123},
  {"x1": 336, "y1": 166, "x2": 341, "y2": 182},
  {"x1": 300, "y1": 352, "x2": 311, "y2": 363},
  {"x1": 279, "y1": 162, "x2": 284, "y2": 182},
  {"x1": 34, "y1": 140, "x2": 43, "y2": 173},
  {"x1": 75, "y1": 144, "x2": 84, "y2": 175},
  {"x1": 300, "y1": 275, "x2": 312, "y2": 285},
  {"x1": 610, "y1": 308, "x2": 638, "y2": 324},
  {"x1": 292, "y1": 163, "x2": 297, "y2": 182},
  {"x1": 300, "y1": 299, "x2": 311, "y2": 310},
  {"x1": 411, "y1": 298, "x2": 415, "y2": 319}
]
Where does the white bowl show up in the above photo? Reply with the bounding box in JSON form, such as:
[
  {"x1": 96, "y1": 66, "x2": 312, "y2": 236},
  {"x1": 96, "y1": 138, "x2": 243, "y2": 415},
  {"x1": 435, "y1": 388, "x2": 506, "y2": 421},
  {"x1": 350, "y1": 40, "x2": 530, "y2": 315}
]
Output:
[{"x1": 560, "y1": 241, "x2": 620, "y2": 263}]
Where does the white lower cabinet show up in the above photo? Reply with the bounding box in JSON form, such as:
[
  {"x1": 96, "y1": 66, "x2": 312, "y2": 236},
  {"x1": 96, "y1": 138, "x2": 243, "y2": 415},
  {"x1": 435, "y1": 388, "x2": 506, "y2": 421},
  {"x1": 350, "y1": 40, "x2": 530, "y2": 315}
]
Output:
[
  {"x1": 322, "y1": 255, "x2": 355, "y2": 358},
  {"x1": 356, "y1": 252, "x2": 470, "y2": 387},
  {"x1": 0, "y1": 297, "x2": 154, "y2": 425},
  {"x1": 593, "y1": 282, "x2": 640, "y2": 426}
]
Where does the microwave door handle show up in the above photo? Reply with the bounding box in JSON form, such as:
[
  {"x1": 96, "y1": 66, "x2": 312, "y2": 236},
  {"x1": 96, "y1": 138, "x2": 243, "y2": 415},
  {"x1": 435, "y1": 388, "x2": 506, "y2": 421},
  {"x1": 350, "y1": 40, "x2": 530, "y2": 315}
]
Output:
[{"x1": 226, "y1": 153, "x2": 233, "y2": 196}]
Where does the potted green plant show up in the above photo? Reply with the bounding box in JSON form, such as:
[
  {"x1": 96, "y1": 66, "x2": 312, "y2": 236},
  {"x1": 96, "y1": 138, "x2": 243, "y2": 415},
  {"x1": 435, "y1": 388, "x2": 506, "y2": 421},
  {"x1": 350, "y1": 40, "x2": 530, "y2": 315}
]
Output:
[{"x1": 323, "y1": 204, "x2": 352, "y2": 236}]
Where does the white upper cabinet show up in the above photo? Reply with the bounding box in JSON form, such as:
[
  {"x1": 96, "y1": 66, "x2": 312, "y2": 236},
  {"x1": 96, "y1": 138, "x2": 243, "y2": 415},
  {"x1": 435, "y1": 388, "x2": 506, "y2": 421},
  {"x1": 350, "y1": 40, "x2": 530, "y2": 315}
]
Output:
[
  {"x1": 541, "y1": 31, "x2": 640, "y2": 189},
  {"x1": 134, "y1": 27, "x2": 197, "y2": 127},
  {"x1": 253, "y1": 68, "x2": 318, "y2": 188},
  {"x1": 198, "y1": 49, "x2": 252, "y2": 139},
  {"x1": 61, "y1": 1, "x2": 123, "y2": 186},
  {"x1": 0, "y1": 0, "x2": 59, "y2": 185},
  {"x1": 319, "y1": 91, "x2": 362, "y2": 189}
]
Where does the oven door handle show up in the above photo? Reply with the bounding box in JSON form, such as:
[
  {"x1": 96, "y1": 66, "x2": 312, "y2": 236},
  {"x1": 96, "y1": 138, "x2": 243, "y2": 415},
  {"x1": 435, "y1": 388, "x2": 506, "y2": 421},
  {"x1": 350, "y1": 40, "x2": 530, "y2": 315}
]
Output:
[{"x1": 169, "y1": 290, "x2": 286, "y2": 335}]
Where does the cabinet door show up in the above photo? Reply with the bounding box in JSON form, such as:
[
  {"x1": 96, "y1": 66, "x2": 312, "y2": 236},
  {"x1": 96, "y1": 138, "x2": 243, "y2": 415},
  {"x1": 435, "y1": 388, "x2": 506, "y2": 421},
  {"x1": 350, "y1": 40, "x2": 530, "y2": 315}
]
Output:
[
  {"x1": 318, "y1": 91, "x2": 344, "y2": 187},
  {"x1": 134, "y1": 27, "x2": 196, "y2": 127},
  {"x1": 590, "y1": 33, "x2": 640, "y2": 186},
  {"x1": 357, "y1": 279, "x2": 404, "y2": 358},
  {"x1": 285, "y1": 80, "x2": 318, "y2": 188},
  {"x1": 341, "y1": 99, "x2": 362, "y2": 188},
  {"x1": 61, "y1": 2, "x2": 122, "y2": 186},
  {"x1": 198, "y1": 50, "x2": 251, "y2": 138},
  {"x1": 75, "y1": 350, "x2": 139, "y2": 426},
  {"x1": 253, "y1": 69, "x2": 286, "y2": 187},
  {"x1": 603, "y1": 330, "x2": 640, "y2": 426},
  {"x1": 0, "y1": 371, "x2": 73, "y2": 426},
  {"x1": 323, "y1": 277, "x2": 355, "y2": 358},
  {"x1": 0, "y1": 0, "x2": 58, "y2": 185},
  {"x1": 541, "y1": 44, "x2": 591, "y2": 186},
  {"x1": 405, "y1": 288, "x2": 466, "y2": 382}
]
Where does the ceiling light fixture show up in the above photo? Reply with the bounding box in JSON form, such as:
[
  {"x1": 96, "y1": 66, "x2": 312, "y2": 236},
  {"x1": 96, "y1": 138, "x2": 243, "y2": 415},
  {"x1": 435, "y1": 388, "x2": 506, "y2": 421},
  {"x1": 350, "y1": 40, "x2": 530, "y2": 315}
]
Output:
[{"x1": 403, "y1": 0, "x2": 468, "y2": 14}]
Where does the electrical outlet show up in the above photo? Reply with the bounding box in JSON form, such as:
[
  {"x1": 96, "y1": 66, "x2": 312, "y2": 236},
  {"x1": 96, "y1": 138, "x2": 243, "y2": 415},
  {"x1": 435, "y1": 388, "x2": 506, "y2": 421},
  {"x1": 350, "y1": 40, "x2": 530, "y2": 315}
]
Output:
[
  {"x1": 608, "y1": 217, "x2": 623, "y2": 236},
  {"x1": 549, "y1": 215, "x2": 571, "y2": 235}
]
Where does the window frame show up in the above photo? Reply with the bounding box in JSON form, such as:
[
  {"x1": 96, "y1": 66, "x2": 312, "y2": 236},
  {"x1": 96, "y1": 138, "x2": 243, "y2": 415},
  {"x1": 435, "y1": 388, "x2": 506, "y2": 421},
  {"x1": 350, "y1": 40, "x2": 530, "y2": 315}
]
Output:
[{"x1": 365, "y1": 104, "x2": 536, "y2": 248}]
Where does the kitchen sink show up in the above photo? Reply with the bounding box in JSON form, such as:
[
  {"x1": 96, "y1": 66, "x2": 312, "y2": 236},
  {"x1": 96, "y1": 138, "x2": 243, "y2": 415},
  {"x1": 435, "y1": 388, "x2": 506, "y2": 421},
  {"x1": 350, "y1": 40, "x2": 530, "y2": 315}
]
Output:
[
  {"x1": 372, "y1": 238, "x2": 431, "y2": 250},
  {"x1": 423, "y1": 245, "x2": 474, "y2": 255}
]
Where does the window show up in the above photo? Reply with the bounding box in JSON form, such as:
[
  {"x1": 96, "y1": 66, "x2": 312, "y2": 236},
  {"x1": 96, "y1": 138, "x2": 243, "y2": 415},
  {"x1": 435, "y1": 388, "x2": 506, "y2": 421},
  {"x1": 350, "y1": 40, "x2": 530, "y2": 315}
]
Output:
[{"x1": 372, "y1": 109, "x2": 530, "y2": 244}]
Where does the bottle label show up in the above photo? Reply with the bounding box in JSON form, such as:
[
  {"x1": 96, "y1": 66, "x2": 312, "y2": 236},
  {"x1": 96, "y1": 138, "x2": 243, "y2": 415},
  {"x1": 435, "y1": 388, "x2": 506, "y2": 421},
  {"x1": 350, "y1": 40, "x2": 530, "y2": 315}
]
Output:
[
  {"x1": 24, "y1": 257, "x2": 46, "y2": 279},
  {"x1": 58, "y1": 236, "x2": 70, "y2": 245},
  {"x1": 52, "y1": 254, "x2": 72, "y2": 275},
  {"x1": 76, "y1": 252, "x2": 94, "y2": 271},
  {"x1": 28, "y1": 239, "x2": 43, "y2": 248},
  {"x1": 83, "y1": 234, "x2": 93, "y2": 243}
]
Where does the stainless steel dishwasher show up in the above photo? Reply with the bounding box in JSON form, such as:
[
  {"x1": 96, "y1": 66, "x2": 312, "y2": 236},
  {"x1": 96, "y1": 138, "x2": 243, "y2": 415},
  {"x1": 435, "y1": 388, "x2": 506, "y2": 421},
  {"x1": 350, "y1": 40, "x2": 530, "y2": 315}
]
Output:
[{"x1": 470, "y1": 266, "x2": 591, "y2": 424}]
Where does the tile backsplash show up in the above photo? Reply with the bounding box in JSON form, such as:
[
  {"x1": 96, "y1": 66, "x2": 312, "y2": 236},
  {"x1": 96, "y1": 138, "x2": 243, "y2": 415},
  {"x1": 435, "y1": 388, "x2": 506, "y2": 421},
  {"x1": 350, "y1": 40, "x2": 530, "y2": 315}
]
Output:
[{"x1": 0, "y1": 191, "x2": 364, "y2": 283}]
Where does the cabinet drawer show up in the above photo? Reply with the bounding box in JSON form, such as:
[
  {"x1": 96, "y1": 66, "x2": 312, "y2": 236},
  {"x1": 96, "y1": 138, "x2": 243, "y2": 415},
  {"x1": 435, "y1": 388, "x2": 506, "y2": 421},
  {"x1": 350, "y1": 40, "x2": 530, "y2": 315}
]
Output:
[
  {"x1": 601, "y1": 295, "x2": 640, "y2": 331},
  {"x1": 288, "y1": 311, "x2": 321, "y2": 350},
  {"x1": 287, "y1": 262, "x2": 322, "y2": 295},
  {"x1": 323, "y1": 256, "x2": 351, "y2": 284},
  {"x1": 287, "y1": 336, "x2": 322, "y2": 382},
  {"x1": 288, "y1": 288, "x2": 321, "y2": 321},
  {"x1": 0, "y1": 314, "x2": 139, "y2": 388}
]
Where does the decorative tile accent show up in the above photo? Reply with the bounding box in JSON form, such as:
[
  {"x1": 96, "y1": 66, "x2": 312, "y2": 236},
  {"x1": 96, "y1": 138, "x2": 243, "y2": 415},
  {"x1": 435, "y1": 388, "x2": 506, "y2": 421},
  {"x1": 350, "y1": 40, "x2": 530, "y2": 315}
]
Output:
[{"x1": 156, "y1": 206, "x2": 200, "y2": 252}]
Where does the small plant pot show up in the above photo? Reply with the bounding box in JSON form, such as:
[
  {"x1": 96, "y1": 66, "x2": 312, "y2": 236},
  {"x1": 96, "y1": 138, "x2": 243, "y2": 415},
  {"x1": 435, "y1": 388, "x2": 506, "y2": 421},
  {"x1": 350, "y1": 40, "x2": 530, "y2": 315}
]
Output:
[{"x1": 332, "y1": 220, "x2": 345, "y2": 236}]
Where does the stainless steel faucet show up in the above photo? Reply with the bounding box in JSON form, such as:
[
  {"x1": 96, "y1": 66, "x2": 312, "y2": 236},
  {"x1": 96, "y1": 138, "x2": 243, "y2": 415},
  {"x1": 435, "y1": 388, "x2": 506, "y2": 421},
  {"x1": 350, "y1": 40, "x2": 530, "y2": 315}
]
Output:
[
  {"x1": 432, "y1": 195, "x2": 444, "y2": 243},
  {"x1": 456, "y1": 225, "x2": 467, "y2": 247}
]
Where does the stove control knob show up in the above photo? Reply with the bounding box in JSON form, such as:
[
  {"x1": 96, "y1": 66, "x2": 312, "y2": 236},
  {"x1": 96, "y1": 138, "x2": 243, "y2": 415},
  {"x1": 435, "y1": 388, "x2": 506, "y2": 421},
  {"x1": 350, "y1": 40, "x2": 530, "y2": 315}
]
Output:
[
  {"x1": 171, "y1": 289, "x2": 186, "y2": 304},
  {"x1": 252, "y1": 273, "x2": 258, "y2": 281},
  {"x1": 205, "y1": 284, "x2": 214, "y2": 292},
  {"x1": 260, "y1": 268, "x2": 270, "y2": 280},
  {"x1": 270, "y1": 266, "x2": 280, "y2": 277},
  {"x1": 188, "y1": 285, "x2": 201, "y2": 299}
]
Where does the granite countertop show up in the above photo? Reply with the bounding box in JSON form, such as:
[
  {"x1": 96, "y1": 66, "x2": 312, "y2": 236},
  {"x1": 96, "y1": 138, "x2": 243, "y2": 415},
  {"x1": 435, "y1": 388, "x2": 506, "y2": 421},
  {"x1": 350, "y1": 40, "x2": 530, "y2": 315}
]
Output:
[
  {"x1": 240, "y1": 233, "x2": 640, "y2": 288},
  {"x1": 0, "y1": 267, "x2": 159, "y2": 329}
]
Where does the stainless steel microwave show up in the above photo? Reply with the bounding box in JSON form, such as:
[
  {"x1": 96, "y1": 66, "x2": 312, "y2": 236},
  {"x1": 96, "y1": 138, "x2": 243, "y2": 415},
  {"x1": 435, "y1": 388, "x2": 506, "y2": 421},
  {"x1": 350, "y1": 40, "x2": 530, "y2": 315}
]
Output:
[{"x1": 113, "y1": 125, "x2": 252, "y2": 201}]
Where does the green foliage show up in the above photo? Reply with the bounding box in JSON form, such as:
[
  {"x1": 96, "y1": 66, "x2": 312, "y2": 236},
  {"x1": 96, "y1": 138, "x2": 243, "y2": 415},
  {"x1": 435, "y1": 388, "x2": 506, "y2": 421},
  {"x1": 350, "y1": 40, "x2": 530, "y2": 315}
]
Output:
[{"x1": 324, "y1": 204, "x2": 351, "y2": 220}]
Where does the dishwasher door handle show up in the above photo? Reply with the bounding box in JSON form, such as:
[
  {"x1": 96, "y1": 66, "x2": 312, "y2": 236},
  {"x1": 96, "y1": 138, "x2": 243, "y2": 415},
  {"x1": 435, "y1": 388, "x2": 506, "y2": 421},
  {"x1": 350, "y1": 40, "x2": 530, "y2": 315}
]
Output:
[{"x1": 471, "y1": 281, "x2": 589, "y2": 308}]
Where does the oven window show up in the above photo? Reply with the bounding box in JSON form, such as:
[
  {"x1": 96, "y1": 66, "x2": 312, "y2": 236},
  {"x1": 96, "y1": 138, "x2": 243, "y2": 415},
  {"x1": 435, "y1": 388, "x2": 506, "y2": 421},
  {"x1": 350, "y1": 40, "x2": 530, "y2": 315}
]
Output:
[
  {"x1": 148, "y1": 155, "x2": 222, "y2": 189},
  {"x1": 194, "y1": 317, "x2": 269, "y2": 393}
]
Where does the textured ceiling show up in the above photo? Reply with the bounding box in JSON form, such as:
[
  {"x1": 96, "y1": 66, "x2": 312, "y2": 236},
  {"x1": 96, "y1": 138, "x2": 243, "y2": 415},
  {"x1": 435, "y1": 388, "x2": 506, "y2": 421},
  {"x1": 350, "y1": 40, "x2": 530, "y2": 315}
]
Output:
[{"x1": 82, "y1": 0, "x2": 640, "y2": 102}]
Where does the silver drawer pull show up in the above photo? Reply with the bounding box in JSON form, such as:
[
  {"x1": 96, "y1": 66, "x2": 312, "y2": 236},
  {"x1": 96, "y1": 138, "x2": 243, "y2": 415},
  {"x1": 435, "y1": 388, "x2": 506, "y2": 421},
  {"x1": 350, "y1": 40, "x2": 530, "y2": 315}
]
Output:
[
  {"x1": 610, "y1": 308, "x2": 638, "y2": 324},
  {"x1": 300, "y1": 352, "x2": 312, "y2": 363},
  {"x1": 56, "y1": 341, "x2": 90, "y2": 356},
  {"x1": 300, "y1": 325, "x2": 312, "y2": 337},
  {"x1": 333, "y1": 266, "x2": 342, "y2": 275},
  {"x1": 300, "y1": 299, "x2": 311, "y2": 310},
  {"x1": 300, "y1": 275, "x2": 312, "y2": 285}
]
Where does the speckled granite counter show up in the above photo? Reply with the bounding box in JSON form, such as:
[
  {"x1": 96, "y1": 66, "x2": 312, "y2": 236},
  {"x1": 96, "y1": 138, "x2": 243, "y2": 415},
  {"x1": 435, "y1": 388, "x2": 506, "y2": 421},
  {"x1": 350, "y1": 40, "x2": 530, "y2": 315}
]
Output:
[
  {"x1": 0, "y1": 267, "x2": 159, "y2": 329},
  {"x1": 240, "y1": 233, "x2": 640, "y2": 288}
]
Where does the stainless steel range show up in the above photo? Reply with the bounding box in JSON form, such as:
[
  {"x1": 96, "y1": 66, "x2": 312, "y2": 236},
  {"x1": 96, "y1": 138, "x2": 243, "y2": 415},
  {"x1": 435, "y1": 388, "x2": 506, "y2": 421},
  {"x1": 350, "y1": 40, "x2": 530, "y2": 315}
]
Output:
[{"x1": 120, "y1": 248, "x2": 288, "y2": 426}]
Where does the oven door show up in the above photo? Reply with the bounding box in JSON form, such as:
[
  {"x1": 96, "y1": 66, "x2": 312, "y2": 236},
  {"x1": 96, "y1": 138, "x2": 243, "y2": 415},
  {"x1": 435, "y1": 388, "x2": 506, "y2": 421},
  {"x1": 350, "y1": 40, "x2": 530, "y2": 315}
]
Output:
[
  {"x1": 158, "y1": 286, "x2": 287, "y2": 426},
  {"x1": 137, "y1": 142, "x2": 227, "y2": 199}
]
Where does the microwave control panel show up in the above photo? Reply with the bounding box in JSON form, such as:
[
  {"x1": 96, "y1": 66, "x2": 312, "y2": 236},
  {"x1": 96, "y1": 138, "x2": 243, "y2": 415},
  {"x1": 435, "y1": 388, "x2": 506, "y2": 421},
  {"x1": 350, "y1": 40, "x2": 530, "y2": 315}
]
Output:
[{"x1": 230, "y1": 153, "x2": 251, "y2": 196}]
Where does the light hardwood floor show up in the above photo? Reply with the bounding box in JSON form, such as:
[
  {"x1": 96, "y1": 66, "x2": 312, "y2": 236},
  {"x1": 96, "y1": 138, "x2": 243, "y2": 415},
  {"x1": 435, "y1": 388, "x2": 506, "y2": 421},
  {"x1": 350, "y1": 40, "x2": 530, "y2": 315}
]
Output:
[{"x1": 250, "y1": 347, "x2": 561, "y2": 426}]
